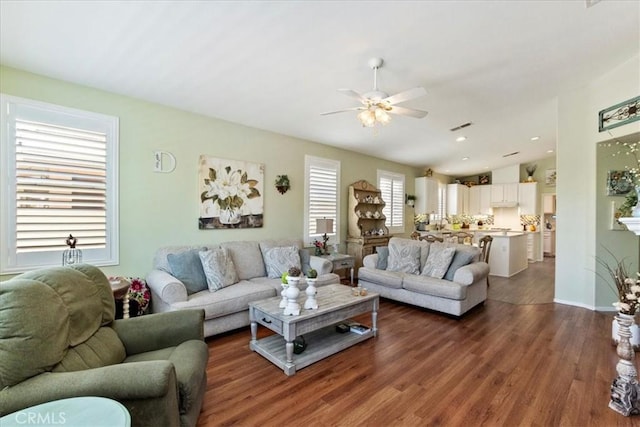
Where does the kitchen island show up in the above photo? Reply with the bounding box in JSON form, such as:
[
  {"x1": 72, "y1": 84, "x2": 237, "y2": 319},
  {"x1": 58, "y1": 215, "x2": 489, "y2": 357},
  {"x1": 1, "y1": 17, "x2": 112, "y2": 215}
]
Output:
[
  {"x1": 417, "y1": 229, "x2": 528, "y2": 278},
  {"x1": 474, "y1": 231, "x2": 528, "y2": 277}
]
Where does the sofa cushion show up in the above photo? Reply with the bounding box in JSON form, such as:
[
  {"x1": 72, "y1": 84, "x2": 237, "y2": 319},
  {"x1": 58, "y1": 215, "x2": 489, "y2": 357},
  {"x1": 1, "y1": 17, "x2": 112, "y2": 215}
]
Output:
[
  {"x1": 403, "y1": 274, "x2": 467, "y2": 300},
  {"x1": 171, "y1": 280, "x2": 276, "y2": 319},
  {"x1": 444, "y1": 246, "x2": 480, "y2": 281},
  {"x1": 220, "y1": 241, "x2": 266, "y2": 280},
  {"x1": 52, "y1": 326, "x2": 126, "y2": 372},
  {"x1": 358, "y1": 267, "x2": 404, "y2": 289},
  {"x1": 262, "y1": 246, "x2": 302, "y2": 278},
  {"x1": 421, "y1": 243, "x2": 456, "y2": 279},
  {"x1": 199, "y1": 247, "x2": 239, "y2": 291},
  {"x1": 387, "y1": 242, "x2": 421, "y2": 274},
  {"x1": 167, "y1": 249, "x2": 208, "y2": 294},
  {"x1": 376, "y1": 246, "x2": 389, "y2": 270}
]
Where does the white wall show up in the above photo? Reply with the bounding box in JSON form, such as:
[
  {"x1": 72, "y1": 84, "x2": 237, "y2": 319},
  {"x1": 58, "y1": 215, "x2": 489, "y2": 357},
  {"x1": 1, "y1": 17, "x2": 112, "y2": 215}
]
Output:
[{"x1": 555, "y1": 54, "x2": 640, "y2": 309}]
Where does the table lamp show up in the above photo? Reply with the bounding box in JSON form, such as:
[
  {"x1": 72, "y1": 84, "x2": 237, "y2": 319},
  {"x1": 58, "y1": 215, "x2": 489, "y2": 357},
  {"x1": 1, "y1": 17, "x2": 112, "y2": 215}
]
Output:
[{"x1": 316, "y1": 218, "x2": 334, "y2": 255}]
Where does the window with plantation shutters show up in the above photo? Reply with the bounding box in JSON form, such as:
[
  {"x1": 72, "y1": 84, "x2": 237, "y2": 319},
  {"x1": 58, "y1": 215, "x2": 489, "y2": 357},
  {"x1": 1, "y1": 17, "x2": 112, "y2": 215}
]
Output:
[
  {"x1": 304, "y1": 156, "x2": 340, "y2": 246},
  {"x1": 378, "y1": 170, "x2": 405, "y2": 234},
  {"x1": 1, "y1": 95, "x2": 119, "y2": 273}
]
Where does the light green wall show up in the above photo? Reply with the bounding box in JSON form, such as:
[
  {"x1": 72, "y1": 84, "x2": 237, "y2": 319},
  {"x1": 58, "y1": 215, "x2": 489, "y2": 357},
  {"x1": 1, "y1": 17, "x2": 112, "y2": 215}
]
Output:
[
  {"x1": 0, "y1": 65, "x2": 419, "y2": 279},
  {"x1": 595, "y1": 139, "x2": 640, "y2": 309},
  {"x1": 556, "y1": 53, "x2": 640, "y2": 310}
]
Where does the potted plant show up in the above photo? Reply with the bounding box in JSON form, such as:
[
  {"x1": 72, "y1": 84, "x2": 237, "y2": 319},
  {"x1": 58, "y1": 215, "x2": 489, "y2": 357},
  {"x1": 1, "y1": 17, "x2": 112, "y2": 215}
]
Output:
[
  {"x1": 284, "y1": 266, "x2": 302, "y2": 315},
  {"x1": 275, "y1": 175, "x2": 290, "y2": 194},
  {"x1": 304, "y1": 268, "x2": 319, "y2": 310},
  {"x1": 406, "y1": 194, "x2": 416, "y2": 207}
]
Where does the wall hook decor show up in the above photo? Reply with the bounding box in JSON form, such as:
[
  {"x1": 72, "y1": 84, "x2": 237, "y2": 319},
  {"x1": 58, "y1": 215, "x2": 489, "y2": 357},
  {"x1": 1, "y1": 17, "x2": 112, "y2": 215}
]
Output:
[{"x1": 275, "y1": 175, "x2": 290, "y2": 194}]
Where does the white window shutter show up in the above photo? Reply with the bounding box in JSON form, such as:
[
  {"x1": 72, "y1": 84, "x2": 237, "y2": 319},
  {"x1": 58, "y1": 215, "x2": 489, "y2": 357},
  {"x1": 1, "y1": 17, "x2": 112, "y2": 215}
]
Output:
[
  {"x1": 1, "y1": 95, "x2": 119, "y2": 273},
  {"x1": 378, "y1": 170, "x2": 405, "y2": 234},
  {"x1": 304, "y1": 156, "x2": 340, "y2": 245}
]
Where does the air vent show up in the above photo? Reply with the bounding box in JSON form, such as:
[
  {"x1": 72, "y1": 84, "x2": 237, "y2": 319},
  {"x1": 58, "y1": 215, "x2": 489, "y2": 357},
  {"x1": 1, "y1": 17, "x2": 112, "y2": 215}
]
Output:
[
  {"x1": 450, "y1": 122, "x2": 473, "y2": 132},
  {"x1": 503, "y1": 151, "x2": 520, "y2": 158}
]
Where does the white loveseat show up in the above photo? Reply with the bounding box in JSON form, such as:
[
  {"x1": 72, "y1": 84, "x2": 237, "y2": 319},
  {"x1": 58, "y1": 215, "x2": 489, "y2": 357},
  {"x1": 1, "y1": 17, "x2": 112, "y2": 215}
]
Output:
[
  {"x1": 146, "y1": 238, "x2": 340, "y2": 337},
  {"x1": 357, "y1": 237, "x2": 490, "y2": 317}
]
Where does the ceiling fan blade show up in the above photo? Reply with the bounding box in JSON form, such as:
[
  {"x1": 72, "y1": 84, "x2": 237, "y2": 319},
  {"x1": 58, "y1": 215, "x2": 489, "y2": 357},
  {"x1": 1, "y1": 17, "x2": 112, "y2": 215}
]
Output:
[
  {"x1": 383, "y1": 87, "x2": 427, "y2": 105},
  {"x1": 337, "y1": 89, "x2": 369, "y2": 104},
  {"x1": 388, "y1": 105, "x2": 428, "y2": 119},
  {"x1": 320, "y1": 107, "x2": 365, "y2": 116}
]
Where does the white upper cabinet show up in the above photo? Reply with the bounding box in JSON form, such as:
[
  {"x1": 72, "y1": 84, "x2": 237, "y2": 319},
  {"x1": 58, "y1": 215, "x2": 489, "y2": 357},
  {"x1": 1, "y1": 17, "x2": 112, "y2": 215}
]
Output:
[
  {"x1": 447, "y1": 183, "x2": 469, "y2": 215},
  {"x1": 414, "y1": 177, "x2": 439, "y2": 214},
  {"x1": 491, "y1": 183, "x2": 518, "y2": 207},
  {"x1": 518, "y1": 183, "x2": 538, "y2": 215},
  {"x1": 469, "y1": 185, "x2": 492, "y2": 215}
]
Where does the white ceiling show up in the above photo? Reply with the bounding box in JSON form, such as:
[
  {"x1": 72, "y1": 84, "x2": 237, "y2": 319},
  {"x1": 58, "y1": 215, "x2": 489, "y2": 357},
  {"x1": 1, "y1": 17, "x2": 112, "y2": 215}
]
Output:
[{"x1": 1, "y1": 1, "x2": 638, "y2": 176}]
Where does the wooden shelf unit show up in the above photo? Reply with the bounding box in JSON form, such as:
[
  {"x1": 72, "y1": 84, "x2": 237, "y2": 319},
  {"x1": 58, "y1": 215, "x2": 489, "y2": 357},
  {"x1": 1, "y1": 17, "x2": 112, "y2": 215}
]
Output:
[{"x1": 346, "y1": 180, "x2": 391, "y2": 277}]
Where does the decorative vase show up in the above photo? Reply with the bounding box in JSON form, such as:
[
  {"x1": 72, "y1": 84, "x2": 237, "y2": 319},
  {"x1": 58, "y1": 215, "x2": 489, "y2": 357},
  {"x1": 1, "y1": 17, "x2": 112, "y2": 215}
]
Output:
[
  {"x1": 315, "y1": 247, "x2": 322, "y2": 256},
  {"x1": 304, "y1": 278, "x2": 318, "y2": 310},
  {"x1": 279, "y1": 284, "x2": 288, "y2": 308},
  {"x1": 283, "y1": 276, "x2": 301, "y2": 316},
  {"x1": 632, "y1": 186, "x2": 640, "y2": 218},
  {"x1": 219, "y1": 206, "x2": 242, "y2": 224},
  {"x1": 609, "y1": 312, "x2": 640, "y2": 416},
  {"x1": 612, "y1": 314, "x2": 640, "y2": 351}
]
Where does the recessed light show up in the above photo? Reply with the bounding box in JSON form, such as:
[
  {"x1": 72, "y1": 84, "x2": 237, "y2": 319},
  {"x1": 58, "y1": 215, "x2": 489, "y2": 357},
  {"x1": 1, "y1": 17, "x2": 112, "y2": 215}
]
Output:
[
  {"x1": 530, "y1": 136, "x2": 540, "y2": 141},
  {"x1": 456, "y1": 136, "x2": 467, "y2": 142},
  {"x1": 462, "y1": 157, "x2": 469, "y2": 161},
  {"x1": 547, "y1": 149, "x2": 554, "y2": 153}
]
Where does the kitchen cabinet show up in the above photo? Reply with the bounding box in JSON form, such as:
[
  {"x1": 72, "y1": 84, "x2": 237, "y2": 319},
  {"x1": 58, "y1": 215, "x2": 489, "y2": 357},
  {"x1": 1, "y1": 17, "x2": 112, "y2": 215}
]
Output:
[
  {"x1": 415, "y1": 177, "x2": 439, "y2": 214},
  {"x1": 543, "y1": 194, "x2": 556, "y2": 214},
  {"x1": 526, "y1": 232, "x2": 541, "y2": 262},
  {"x1": 469, "y1": 185, "x2": 492, "y2": 215},
  {"x1": 518, "y1": 183, "x2": 538, "y2": 215},
  {"x1": 543, "y1": 230, "x2": 555, "y2": 256},
  {"x1": 491, "y1": 183, "x2": 518, "y2": 207},
  {"x1": 447, "y1": 184, "x2": 469, "y2": 215}
]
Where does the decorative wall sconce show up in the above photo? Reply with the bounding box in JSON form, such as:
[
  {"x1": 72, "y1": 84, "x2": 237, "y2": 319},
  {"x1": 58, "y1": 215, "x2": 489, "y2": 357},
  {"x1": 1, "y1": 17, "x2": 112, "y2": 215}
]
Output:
[{"x1": 275, "y1": 175, "x2": 290, "y2": 194}]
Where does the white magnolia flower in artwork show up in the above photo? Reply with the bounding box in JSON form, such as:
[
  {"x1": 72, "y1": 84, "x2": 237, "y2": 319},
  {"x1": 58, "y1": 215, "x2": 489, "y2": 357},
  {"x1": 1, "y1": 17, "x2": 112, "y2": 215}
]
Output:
[{"x1": 201, "y1": 166, "x2": 261, "y2": 212}]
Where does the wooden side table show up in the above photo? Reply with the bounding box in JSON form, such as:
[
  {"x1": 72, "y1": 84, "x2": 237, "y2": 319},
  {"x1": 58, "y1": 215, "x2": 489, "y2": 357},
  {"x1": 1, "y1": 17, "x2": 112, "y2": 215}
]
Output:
[{"x1": 321, "y1": 253, "x2": 355, "y2": 285}]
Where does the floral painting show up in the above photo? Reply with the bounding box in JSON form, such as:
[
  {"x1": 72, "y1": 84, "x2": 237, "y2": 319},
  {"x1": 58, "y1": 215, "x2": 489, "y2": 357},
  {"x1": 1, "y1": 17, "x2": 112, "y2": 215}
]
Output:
[{"x1": 198, "y1": 156, "x2": 264, "y2": 229}]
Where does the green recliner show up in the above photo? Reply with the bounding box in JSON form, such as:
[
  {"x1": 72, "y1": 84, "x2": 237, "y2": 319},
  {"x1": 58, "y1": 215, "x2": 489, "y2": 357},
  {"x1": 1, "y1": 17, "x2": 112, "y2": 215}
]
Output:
[{"x1": 0, "y1": 264, "x2": 208, "y2": 427}]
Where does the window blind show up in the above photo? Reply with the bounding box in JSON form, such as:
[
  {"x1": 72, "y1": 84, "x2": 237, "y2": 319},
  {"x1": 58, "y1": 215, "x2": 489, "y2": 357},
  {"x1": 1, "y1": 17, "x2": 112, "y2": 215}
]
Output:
[
  {"x1": 304, "y1": 156, "x2": 340, "y2": 245},
  {"x1": 15, "y1": 119, "x2": 107, "y2": 253},
  {"x1": 378, "y1": 171, "x2": 405, "y2": 232}
]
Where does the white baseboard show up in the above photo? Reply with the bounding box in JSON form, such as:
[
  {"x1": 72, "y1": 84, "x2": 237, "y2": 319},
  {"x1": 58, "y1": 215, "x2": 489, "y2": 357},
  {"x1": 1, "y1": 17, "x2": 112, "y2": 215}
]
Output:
[{"x1": 553, "y1": 298, "x2": 595, "y2": 311}]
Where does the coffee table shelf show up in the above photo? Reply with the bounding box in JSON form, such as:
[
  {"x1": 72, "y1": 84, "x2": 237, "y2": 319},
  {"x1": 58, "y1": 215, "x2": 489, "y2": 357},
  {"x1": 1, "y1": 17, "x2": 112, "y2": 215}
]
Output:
[{"x1": 249, "y1": 284, "x2": 378, "y2": 376}]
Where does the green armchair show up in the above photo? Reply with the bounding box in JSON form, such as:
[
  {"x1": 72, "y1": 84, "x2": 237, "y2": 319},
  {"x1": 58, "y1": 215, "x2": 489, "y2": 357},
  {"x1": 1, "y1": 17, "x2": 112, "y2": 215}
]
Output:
[{"x1": 0, "y1": 264, "x2": 208, "y2": 427}]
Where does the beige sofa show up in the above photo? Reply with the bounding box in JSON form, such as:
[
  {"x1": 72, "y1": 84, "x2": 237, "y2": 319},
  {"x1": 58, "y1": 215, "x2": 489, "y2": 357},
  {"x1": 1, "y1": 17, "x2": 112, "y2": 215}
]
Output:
[
  {"x1": 357, "y1": 237, "x2": 489, "y2": 317},
  {"x1": 146, "y1": 238, "x2": 340, "y2": 337}
]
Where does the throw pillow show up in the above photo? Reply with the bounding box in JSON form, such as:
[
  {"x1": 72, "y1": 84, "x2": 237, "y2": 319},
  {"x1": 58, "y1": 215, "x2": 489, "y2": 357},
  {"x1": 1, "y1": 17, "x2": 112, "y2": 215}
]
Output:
[
  {"x1": 167, "y1": 249, "x2": 208, "y2": 294},
  {"x1": 376, "y1": 246, "x2": 389, "y2": 270},
  {"x1": 263, "y1": 246, "x2": 302, "y2": 278},
  {"x1": 421, "y1": 243, "x2": 456, "y2": 279},
  {"x1": 387, "y1": 244, "x2": 421, "y2": 274},
  {"x1": 444, "y1": 248, "x2": 479, "y2": 281},
  {"x1": 299, "y1": 248, "x2": 311, "y2": 275},
  {"x1": 199, "y1": 248, "x2": 239, "y2": 291}
]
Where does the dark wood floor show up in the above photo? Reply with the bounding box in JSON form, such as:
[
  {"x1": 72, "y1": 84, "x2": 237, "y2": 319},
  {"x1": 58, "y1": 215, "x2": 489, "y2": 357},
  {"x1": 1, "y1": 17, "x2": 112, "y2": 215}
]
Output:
[
  {"x1": 197, "y1": 260, "x2": 634, "y2": 426},
  {"x1": 487, "y1": 257, "x2": 555, "y2": 305}
]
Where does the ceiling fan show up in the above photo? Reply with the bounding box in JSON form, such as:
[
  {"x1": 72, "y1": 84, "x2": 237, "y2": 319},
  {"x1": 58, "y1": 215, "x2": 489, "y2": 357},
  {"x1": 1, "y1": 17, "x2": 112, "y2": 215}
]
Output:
[{"x1": 321, "y1": 57, "x2": 428, "y2": 127}]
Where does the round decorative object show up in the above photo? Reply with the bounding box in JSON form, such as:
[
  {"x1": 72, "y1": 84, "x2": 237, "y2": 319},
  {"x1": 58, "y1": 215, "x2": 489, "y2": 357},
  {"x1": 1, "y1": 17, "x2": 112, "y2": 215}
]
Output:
[
  {"x1": 283, "y1": 276, "x2": 301, "y2": 315},
  {"x1": 293, "y1": 336, "x2": 307, "y2": 354},
  {"x1": 304, "y1": 278, "x2": 318, "y2": 310}
]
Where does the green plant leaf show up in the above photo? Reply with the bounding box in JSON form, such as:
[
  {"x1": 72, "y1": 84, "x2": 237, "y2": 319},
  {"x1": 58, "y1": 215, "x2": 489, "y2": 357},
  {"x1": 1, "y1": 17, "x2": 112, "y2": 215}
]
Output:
[
  {"x1": 241, "y1": 171, "x2": 248, "y2": 183},
  {"x1": 247, "y1": 188, "x2": 261, "y2": 199},
  {"x1": 209, "y1": 168, "x2": 216, "y2": 181}
]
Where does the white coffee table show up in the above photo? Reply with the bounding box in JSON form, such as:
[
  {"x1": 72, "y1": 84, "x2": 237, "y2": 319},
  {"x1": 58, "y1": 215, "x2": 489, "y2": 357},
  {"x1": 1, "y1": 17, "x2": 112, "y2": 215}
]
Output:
[
  {"x1": 0, "y1": 396, "x2": 130, "y2": 427},
  {"x1": 249, "y1": 283, "x2": 378, "y2": 375}
]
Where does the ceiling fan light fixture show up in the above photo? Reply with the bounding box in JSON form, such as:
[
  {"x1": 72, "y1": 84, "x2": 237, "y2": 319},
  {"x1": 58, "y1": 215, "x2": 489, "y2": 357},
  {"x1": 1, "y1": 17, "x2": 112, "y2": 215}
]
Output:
[
  {"x1": 358, "y1": 109, "x2": 376, "y2": 127},
  {"x1": 374, "y1": 107, "x2": 391, "y2": 125}
]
